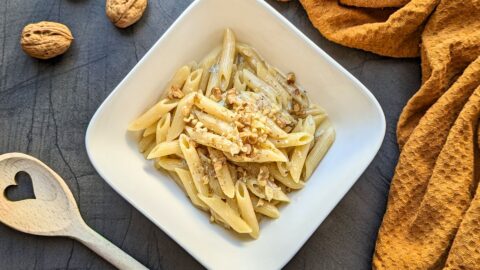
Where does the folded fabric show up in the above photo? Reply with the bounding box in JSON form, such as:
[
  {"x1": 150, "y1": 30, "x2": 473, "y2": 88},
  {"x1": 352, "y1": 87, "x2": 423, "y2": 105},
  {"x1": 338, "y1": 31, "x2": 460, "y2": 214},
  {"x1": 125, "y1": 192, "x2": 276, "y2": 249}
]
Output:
[{"x1": 299, "y1": 0, "x2": 480, "y2": 268}]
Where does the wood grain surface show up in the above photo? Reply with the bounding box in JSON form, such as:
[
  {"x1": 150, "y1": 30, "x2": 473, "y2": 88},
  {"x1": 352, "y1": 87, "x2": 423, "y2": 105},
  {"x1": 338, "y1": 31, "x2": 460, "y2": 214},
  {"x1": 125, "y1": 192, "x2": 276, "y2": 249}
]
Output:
[{"x1": 0, "y1": 0, "x2": 421, "y2": 269}]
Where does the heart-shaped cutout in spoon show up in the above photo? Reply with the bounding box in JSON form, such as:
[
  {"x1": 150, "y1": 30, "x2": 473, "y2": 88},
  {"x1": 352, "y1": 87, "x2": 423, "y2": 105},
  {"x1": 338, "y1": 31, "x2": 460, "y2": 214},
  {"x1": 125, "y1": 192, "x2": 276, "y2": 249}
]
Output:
[
  {"x1": 0, "y1": 153, "x2": 147, "y2": 270},
  {"x1": 4, "y1": 171, "x2": 36, "y2": 201}
]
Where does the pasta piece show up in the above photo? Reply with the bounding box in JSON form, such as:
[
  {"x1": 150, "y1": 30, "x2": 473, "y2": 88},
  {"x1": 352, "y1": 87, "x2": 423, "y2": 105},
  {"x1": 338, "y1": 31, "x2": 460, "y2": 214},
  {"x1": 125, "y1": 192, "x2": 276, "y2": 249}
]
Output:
[
  {"x1": 143, "y1": 141, "x2": 156, "y2": 159},
  {"x1": 304, "y1": 125, "x2": 335, "y2": 180},
  {"x1": 182, "y1": 69, "x2": 203, "y2": 94},
  {"x1": 186, "y1": 127, "x2": 240, "y2": 155},
  {"x1": 253, "y1": 199, "x2": 280, "y2": 219},
  {"x1": 198, "y1": 194, "x2": 252, "y2": 234},
  {"x1": 224, "y1": 147, "x2": 288, "y2": 163},
  {"x1": 143, "y1": 122, "x2": 157, "y2": 137},
  {"x1": 313, "y1": 114, "x2": 327, "y2": 129},
  {"x1": 156, "y1": 157, "x2": 187, "y2": 171},
  {"x1": 228, "y1": 163, "x2": 238, "y2": 182},
  {"x1": 226, "y1": 197, "x2": 240, "y2": 216},
  {"x1": 270, "y1": 132, "x2": 313, "y2": 148},
  {"x1": 166, "y1": 92, "x2": 196, "y2": 141},
  {"x1": 218, "y1": 28, "x2": 236, "y2": 91},
  {"x1": 199, "y1": 46, "x2": 222, "y2": 93},
  {"x1": 194, "y1": 93, "x2": 236, "y2": 122},
  {"x1": 289, "y1": 115, "x2": 316, "y2": 182},
  {"x1": 235, "y1": 181, "x2": 259, "y2": 239},
  {"x1": 267, "y1": 164, "x2": 305, "y2": 190},
  {"x1": 138, "y1": 134, "x2": 155, "y2": 153},
  {"x1": 175, "y1": 168, "x2": 208, "y2": 211},
  {"x1": 264, "y1": 117, "x2": 288, "y2": 139},
  {"x1": 208, "y1": 147, "x2": 235, "y2": 198},
  {"x1": 194, "y1": 110, "x2": 236, "y2": 136},
  {"x1": 305, "y1": 104, "x2": 327, "y2": 116},
  {"x1": 273, "y1": 69, "x2": 309, "y2": 107},
  {"x1": 233, "y1": 70, "x2": 247, "y2": 92},
  {"x1": 242, "y1": 69, "x2": 277, "y2": 104},
  {"x1": 160, "y1": 65, "x2": 191, "y2": 99},
  {"x1": 156, "y1": 113, "x2": 171, "y2": 144},
  {"x1": 179, "y1": 134, "x2": 210, "y2": 196},
  {"x1": 256, "y1": 63, "x2": 290, "y2": 108},
  {"x1": 147, "y1": 140, "x2": 184, "y2": 159},
  {"x1": 236, "y1": 42, "x2": 266, "y2": 71},
  {"x1": 199, "y1": 151, "x2": 225, "y2": 199},
  {"x1": 128, "y1": 99, "x2": 178, "y2": 131}
]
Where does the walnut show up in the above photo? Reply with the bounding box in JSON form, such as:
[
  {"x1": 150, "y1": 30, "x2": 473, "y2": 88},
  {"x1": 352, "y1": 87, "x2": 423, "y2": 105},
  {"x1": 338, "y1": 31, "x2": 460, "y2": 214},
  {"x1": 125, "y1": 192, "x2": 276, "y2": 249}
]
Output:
[
  {"x1": 286, "y1": 72, "x2": 296, "y2": 84},
  {"x1": 167, "y1": 85, "x2": 185, "y2": 99},
  {"x1": 20, "y1": 21, "x2": 73, "y2": 60},
  {"x1": 210, "y1": 87, "x2": 222, "y2": 102},
  {"x1": 106, "y1": 0, "x2": 148, "y2": 28},
  {"x1": 257, "y1": 166, "x2": 270, "y2": 185}
]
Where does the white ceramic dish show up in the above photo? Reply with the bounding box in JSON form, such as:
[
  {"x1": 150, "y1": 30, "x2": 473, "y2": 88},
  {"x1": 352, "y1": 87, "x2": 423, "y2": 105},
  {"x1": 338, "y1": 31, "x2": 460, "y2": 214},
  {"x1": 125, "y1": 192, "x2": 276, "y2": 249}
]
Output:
[{"x1": 85, "y1": 0, "x2": 386, "y2": 269}]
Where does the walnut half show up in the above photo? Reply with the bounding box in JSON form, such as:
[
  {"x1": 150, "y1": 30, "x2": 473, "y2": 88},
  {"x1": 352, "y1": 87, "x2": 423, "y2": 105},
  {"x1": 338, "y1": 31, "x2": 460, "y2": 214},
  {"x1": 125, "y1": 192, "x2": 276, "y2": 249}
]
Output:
[
  {"x1": 20, "y1": 21, "x2": 74, "y2": 60},
  {"x1": 106, "y1": 0, "x2": 148, "y2": 28}
]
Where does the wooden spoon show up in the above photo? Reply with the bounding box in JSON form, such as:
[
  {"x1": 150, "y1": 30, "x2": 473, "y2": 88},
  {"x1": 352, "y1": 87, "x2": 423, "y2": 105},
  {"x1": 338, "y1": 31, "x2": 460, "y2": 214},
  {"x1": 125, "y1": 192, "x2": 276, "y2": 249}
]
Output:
[{"x1": 0, "y1": 152, "x2": 148, "y2": 270}]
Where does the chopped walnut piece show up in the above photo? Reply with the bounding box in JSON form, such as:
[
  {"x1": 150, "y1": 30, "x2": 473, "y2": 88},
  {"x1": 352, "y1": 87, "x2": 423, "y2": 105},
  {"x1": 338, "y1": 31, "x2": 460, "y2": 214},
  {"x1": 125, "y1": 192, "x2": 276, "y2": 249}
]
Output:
[
  {"x1": 286, "y1": 72, "x2": 296, "y2": 84},
  {"x1": 212, "y1": 155, "x2": 226, "y2": 171},
  {"x1": 241, "y1": 144, "x2": 252, "y2": 155},
  {"x1": 226, "y1": 88, "x2": 238, "y2": 105},
  {"x1": 210, "y1": 87, "x2": 222, "y2": 102},
  {"x1": 167, "y1": 85, "x2": 185, "y2": 99},
  {"x1": 257, "y1": 166, "x2": 269, "y2": 185},
  {"x1": 256, "y1": 199, "x2": 265, "y2": 207},
  {"x1": 293, "y1": 102, "x2": 301, "y2": 112}
]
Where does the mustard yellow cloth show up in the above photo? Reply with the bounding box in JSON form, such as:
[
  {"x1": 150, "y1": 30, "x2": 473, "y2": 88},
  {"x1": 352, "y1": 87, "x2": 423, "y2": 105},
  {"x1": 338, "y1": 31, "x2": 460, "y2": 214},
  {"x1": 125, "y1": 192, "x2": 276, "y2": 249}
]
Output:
[{"x1": 298, "y1": 0, "x2": 480, "y2": 268}]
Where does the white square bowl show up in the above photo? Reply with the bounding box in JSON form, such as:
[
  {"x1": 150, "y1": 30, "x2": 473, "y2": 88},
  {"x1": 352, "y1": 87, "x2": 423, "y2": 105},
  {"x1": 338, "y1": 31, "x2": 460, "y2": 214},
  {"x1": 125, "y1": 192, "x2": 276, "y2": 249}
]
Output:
[{"x1": 85, "y1": 0, "x2": 386, "y2": 269}]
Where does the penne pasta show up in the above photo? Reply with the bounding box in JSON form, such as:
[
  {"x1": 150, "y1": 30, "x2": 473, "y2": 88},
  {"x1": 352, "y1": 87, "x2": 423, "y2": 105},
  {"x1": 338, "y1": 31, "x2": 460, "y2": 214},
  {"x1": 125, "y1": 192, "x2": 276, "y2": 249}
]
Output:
[
  {"x1": 235, "y1": 181, "x2": 259, "y2": 239},
  {"x1": 224, "y1": 147, "x2": 288, "y2": 163},
  {"x1": 194, "y1": 93, "x2": 236, "y2": 122},
  {"x1": 179, "y1": 134, "x2": 210, "y2": 196},
  {"x1": 143, "y1": 122, "x2": 157, "y2": 137},
  {"x1": 160, "y1": 65, "x2": 191, "y2": 99},
  {"x1": 156, "y1": 157, "x2": 187, "y2": 172},
  {"x1": 156, "y1": 113, "x2": 171, "y2": 144},
  {"x1": 199, "y1": 46, "x2": 222, "y2": 93},
  {"x1": 253, "y1": 199, "x2": 280, "y2": 219},
  {"x1": 198, "y1": 194, "x2": 252, "y2": 234},
  {"x1": 194, "y1": 110, "x2": 236, "y2": 136},
  {"x1": 270, "y1": 132, "x2": 314, "y2": 148},
  {"x1": 268, "y1": 164, "x2": 305, "y2": 190},
  {"x1": 264, "y1": 117, "x2": 289, "y2": 139},
  {"x1": 138, "y1": 134, "x2": 155, "y2": 153},
  {"x1": 186, "y1": 126, "x2": 240, "y2": 155},
  {"x1": 147, "y1": 140, "x2": 184, "y2": 159},
  {"x1": 313, "y1": 114, "x2": 327, "y2": 129},
  {"x1": 167, "y1": 92, "x2": 196, "y2": 141},
  {"x1": 289, "y1": 115, "x2": 316, "y2": 182},
  {"x1": 128, "y1": 99, "x2": 178, "y2": 131},
  {"x1": 242, "y1": 69, "x2": 277, "y2": 104},
  {"x1": 182, "y1": 69, "x2": 203, "y2": 94},
  {"x1": 304, "y1": 125, "x2": 335, "y2": 180},
  {"x1": 175, "y1": 168, "x2": 208, "y2": 211},
  {"x1": 218, "y1": 28, "x2": 236, "y2": 91},
  {"x1": 233, "y1": 70, "x2": 247, "y2": 92},
  {"x1": 208, "y1": 147, "x2": 235, "y2": 198}
]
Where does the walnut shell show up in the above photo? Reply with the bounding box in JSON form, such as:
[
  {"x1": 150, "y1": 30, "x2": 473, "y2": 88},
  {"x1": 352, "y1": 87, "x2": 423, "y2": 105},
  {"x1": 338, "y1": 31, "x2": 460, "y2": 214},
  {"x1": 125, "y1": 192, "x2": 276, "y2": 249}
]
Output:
[
  {"x1": 106, "y1": 0, "x2": 148, "y2": 28},
  {"x1": 20, "y1": 21, "x2": 73, "y2": 60}
]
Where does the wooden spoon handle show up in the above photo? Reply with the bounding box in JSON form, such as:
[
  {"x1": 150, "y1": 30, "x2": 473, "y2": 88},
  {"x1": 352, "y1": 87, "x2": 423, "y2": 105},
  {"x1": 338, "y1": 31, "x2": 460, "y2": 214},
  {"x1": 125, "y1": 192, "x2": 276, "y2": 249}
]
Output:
[{"x1": 71, "y1": 223, "x2": 148, "y2": 270}]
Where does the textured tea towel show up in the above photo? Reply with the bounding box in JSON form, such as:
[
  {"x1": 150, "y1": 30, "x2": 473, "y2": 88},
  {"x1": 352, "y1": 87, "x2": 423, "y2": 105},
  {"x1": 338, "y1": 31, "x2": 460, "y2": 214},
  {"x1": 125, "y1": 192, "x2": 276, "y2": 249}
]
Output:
[{"x1": 298, "y1": 0, "x2": 480, "y2": 268}]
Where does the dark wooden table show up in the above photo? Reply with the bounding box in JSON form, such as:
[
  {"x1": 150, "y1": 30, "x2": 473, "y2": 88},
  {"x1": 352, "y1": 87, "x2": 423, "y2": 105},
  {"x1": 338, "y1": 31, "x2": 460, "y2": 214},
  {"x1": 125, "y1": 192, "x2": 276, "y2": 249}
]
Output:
[{"x1": 0, "y1": 0, "x2": 421, "y2": 269}]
